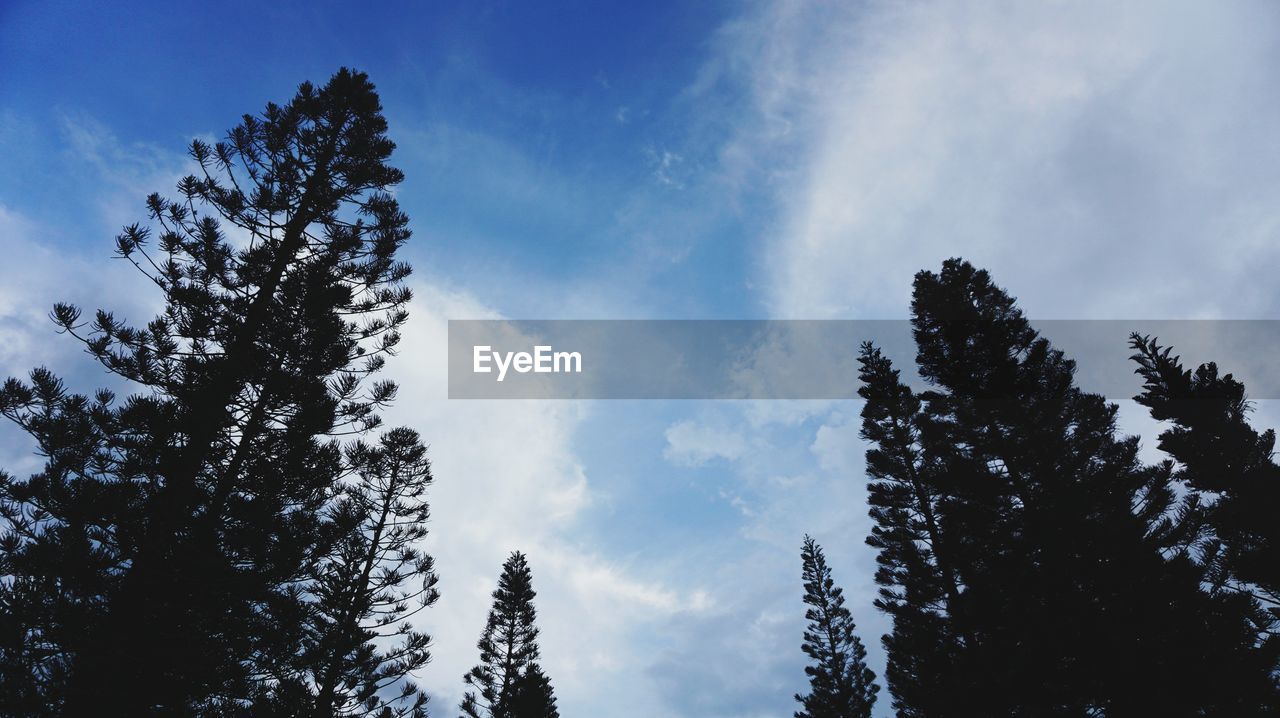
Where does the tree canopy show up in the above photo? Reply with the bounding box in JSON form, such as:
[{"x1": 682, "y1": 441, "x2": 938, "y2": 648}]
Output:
[{"x1": 0, "y1": 68, "x2": 428, "y2": 717}]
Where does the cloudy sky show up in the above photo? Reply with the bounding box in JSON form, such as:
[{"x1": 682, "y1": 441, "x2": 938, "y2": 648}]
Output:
[{"x1": 3, "y1": 2, "x2": 1280, "y2": 716}]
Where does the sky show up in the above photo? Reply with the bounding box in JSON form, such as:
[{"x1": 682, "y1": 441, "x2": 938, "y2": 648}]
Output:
[{"x1": 3, "y1": 1, "x2": 1280, "y2": 716}]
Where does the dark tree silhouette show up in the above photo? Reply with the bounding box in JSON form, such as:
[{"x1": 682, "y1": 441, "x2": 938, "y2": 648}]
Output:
[
  {"x1": 794, "y1": 536, "x2": 877, "y2": 718},
  {"x1": 1131, "y1": 334, "x2": 1280, "y2": 676},
  {"x1": 460, "y1": 552, "x2": 556, "y2": 718},
  {"x1": 508, "y1": 663, "x2": 559, "y2": 718},
  {"x1": 857, "y1": 343, "x2": 964, "y2": 717},
  {"x1": 291, "y1": 427, "x2": 440, "y2": 718},
  {"x1": 0, "y1": 68, "x2": 416, "y2": 716},
  {"x1": 858, "y1": 259, "x2": 1274, "y2": 716}
]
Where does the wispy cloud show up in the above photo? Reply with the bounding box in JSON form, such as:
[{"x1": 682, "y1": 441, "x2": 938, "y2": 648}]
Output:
[
  {"x1": 711, "y1": 0, "x2": 1280, "y2": 320},
  {"x1": 663, "y1": 419, "x2": 749, "y2": 466}
]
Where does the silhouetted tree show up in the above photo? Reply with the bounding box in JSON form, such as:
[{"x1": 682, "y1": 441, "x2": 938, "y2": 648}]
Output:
[
  {"x1": 0, "y1": 68, "x2": 415, "y2": 716},
  {"x1": 293, "y1": 428, "x2": 440, "y2": 718},
  {"x1": 508, "y1": 663, "x2": 559, "y2": 718},
  {"x1": 794, "y1": 536, "x2": 877, "y2": 718},
  {"x1": 461, "y1": 552, "x2": 555, "y2": 718},
  {"x1": 858, "y1": 259, "x2": 1273, "y2": 716},
  {"x1": 857, "y1": 344, "x2": 965, "y2": 717},
  {"x1": 1131, "y1": 334, "x2": 1280, "y2": 677}
]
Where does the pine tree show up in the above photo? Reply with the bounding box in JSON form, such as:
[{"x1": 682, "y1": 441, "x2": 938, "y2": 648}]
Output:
[
  {"x1": 857, "y1": 343, "x2": 967, "y2": 717},
  {"x1": 294, "y1": 427, "x2": 440, "y2": 718},
  {"x1": 858, "y1": 259, "x2": 1273, "y2": 715},
  {"x1": 0, "y1": 68, "x2": 415, "y2": 715},
  {"x1": 794, "y1": 536, "x2": 877, "y2": 718},
  {"x1": 509, "y1": 663, "x2": 559, "y2": 718},
  {"x1": 461, "y1": 552, "x2": 556, "y2": 718},
  {"x1": 1130, "y1": 335, "x2": 1280, "y2": 677}
]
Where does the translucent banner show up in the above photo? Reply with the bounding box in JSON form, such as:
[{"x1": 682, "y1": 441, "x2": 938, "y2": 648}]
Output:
[{"x1": 447, "y1": 320, "x2": 1280, "y2": 400}]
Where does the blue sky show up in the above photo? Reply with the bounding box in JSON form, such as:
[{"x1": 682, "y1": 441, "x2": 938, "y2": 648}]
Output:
[
  {"x1": 4, "y1": 2, "x2": 1280, "y2": 717},
  {"x1": 1, "y1": 0, "x2": 759, "y2": 317}
]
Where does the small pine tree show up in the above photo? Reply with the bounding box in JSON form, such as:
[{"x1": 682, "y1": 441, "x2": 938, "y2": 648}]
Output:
[
  {"x1": 461, "y1": 552, "x2": 556, "y2": 718},
  {"x1": 795, "y1": 536, "x2": 878, "y2": 718}
]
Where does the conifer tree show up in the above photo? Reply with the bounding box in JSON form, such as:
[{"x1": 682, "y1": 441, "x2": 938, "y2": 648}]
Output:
[
  {"x1": 0, "y1": 68, "x2": 415, "y2": 715},
  {"x1": 858, "y1": 259, "x2": 1273, "y2": 715},
  {"x1": 794, "y1": 536, "x2": 877, "y2": 718},
  {"x1": 461, "y1": 552, "x2": 556, "y2": 718},
  {"x1": 296, "y1": 427, "x2": 440, "y2": 718},
  {"x1": 857, "y1": 344, "x2": 967, "y2": 717},
  {"x1": 1130, "y1": 335, "x2": 1280, "y2": 675},
  {"x1": 509, "y1": 663, "x2": 559, "y2": 718}
]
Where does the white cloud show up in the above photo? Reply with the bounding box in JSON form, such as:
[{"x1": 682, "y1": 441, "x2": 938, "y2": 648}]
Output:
[
  {"x1": 383, "y1": 279, "x2": 715, "y2": 715},
  {"x1": 663, "y1": 419, "x2": 749, "y2": 466},
  {"x1": 647, "y1": 146, "x2": 687, "y2": 189},
  {"x1": 57, "y1": 113, "x2": 198, "y2": 232},
  {"x1": 718, "y1": 0, "x2": 1280, "y2": 320},
  {"x1": 810, "y1": 412, "x2": 863, "y2": 476}
]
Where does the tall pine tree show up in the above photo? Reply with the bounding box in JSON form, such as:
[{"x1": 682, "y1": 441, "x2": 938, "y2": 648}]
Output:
[
  {"x1": 795, "y1": 536, "x2": 877, "y2": 718},
  {"x1": 460, "y1": 552, "x2": 558, "y2": 718},
  {"x1": 857, "y1": 343, "x2": 966, "y2": 717},
  {"x1": 858, "y1": 259, "x2": 1273, "y2": 716},
  {"x1": 0, "y1": 68, "x2": 416, "y2": 715}
]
